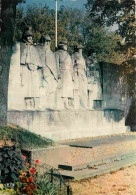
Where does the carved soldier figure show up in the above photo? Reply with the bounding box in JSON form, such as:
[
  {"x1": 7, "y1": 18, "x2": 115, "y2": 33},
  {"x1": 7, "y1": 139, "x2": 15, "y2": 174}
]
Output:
[
  {"x1": 55, "y1": 41, "x2": 74, "y2": 109},
  {"x1": 20, "y1": 27, "x2": 42, "y2": 109},
  {"x1": 38, "y1": 35, "x2": 58, "y2": 109},
  {"x1": 72, "y1": 45, "x2": 88, "y2": 109}
]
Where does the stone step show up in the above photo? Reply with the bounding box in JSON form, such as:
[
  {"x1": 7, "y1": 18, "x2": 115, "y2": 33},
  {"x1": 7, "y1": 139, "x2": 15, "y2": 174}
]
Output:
[
  {"x1": 58, "y1": 152, "x2": 136, "y2": 171},
  {"x1": 62, "y1": 134, "x2": 136, "y2": 148},
  {"x1": 57, "y1": 155, "x2": 136, "y2": 180}
]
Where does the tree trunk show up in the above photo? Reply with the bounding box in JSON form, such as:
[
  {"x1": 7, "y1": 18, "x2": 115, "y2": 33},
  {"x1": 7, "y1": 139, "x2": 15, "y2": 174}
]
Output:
[
  {"x1": 0, "y1": 0, "x2": 16, "y2": 125},
  {"x1": 0, "y1": 47, "x2": 12, "y2": 125}
]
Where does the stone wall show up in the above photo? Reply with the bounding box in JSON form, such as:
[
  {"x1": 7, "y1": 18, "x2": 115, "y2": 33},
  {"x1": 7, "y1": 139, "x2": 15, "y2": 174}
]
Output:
[
  {"x1": 101, "y1": 63, "x2": 130, "y2": 111},
  {"x1": 8, "y1": 110, "x2": 129, "y2": 141}
]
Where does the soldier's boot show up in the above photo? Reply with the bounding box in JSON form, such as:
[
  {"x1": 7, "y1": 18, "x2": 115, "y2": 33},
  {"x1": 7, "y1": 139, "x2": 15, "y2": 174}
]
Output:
[
  {"x1": 25, "y1": 97, "x2": 33, "y2": 110},
  {"x1": 63, "y1": 98, "x2": 71, "y2": 109},
  {"x1": 68, "y1": 98, "x2": 74, "y2": 109},
  {"x1": 34, "y1": 97, "x2": 40, "y2": 110}
]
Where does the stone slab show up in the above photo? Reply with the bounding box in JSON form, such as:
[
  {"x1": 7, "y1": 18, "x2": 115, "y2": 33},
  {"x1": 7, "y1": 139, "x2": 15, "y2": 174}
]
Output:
[
  {"x1": 62, "y1": 135, "x2": 136, "y2": 148},
  {"x1": 58, "y1": 152, "x2": 136, "y2": 171},
  {"x1": 58, "y1": 155, "x2": 136, "y2": 180},
  {"x1": 21, "y1": 134, "x2": 136, "y2": 180},
  {"x1": 22, "y1": 145, "x2": 69, "y2": 169},
  {"x1": 21, "y1": 135, "x2": 136, "y2": 172}
]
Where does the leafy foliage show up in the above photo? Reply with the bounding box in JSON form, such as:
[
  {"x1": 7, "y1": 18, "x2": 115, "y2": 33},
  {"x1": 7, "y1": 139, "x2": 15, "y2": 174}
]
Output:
[
  {"x1": 84, "y1": 24, "x2": 124, "y2": 64},
  {"x1": 86, "y1": 0, "x2": 135, "y2": 61},
  {"x1": 16, "y1": 160, "x2": 37, "y2": 194},
  {"x1": 14, "y1": 5, "x2": 85, "y2": 54},
  {"x1": 0, "y1": 146, "x2": 25, "y2": 184},
  {"x1": 36, "y1": 175, "x2": 61, "y2": 195},
  {"x1": 0, "y1": 152, "x2": 71, "y2": 194},
  {"x1": 16, "y1": 156, "x2": 70, "y2": 195},
  {"x1": 86, "y1": 0, "x2": 135, "y2": 39},
  {"x1": 35, "y1": 170, "x2": 71, "y2": 195},
  {"x1": 85, "y1": 0, "x2": 136, "y2": 96}
]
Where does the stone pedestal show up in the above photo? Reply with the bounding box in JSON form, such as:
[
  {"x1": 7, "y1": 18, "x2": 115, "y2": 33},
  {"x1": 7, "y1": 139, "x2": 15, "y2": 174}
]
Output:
[{"x1": 7, "y1": 109, "x2": 129, "y2": 141}]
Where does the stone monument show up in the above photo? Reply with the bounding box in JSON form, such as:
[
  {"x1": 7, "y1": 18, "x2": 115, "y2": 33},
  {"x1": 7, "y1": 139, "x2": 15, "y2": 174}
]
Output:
[{"x1": 7, "y1": 29, "x2": 129, "y2": 141}]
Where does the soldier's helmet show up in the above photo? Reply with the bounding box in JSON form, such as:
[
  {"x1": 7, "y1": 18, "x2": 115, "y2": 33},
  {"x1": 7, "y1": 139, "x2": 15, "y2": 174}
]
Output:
[
  {"x1": 22, "y1": 26, "x2": 33, "y2": 39},
  {"x1": 24, "y1": 30, "x2": 33, "y2": 37},
  {"x1": 59, "y1": 40, "x2": 67, "y2": 46},
  {"x1": 74, "y1": 44, "x2": 83, "y2": 52},
  {"x1": 40, "y1": 35, "x2": 51, "y2": 43},
  {"x1": 74, "y1": 44, "x2": 83, "y2": 49}
]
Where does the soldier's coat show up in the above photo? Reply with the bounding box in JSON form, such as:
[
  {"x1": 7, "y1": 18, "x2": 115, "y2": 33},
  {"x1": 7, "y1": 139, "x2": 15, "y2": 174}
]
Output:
[
  {"x1": 72, "y1": 52, "x2": 88, "y2": 107},
  {"x1": 55, "y1": 49, "x2": 73, "y2": 98}
]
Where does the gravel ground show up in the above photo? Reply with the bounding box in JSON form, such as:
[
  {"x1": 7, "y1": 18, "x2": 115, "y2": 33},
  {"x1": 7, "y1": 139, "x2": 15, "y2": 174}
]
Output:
[{"x1": 70, "y1": 165, "x2": 136, "y2": 195}]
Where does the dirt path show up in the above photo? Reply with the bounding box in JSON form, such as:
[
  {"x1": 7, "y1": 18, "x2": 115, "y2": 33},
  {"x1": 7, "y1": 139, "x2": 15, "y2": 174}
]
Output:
[{"x1": 70, "y1": 165, "x2": 136, "y2": 195}]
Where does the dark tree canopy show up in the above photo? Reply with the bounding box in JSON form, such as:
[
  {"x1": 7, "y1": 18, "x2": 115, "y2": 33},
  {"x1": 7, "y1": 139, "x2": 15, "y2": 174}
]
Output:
[
  {"x1": 14, "y1": 5, "x2": 85, "y2": 54},
  {"x1": 85, "y1": 0, "x2": 136, "y2": 95},
  {"x1": 86, "y1": 0, "x2": 135, "y2": 40},
  {"x1": 0, "y1": 0, "x2": 25, "y2": 46}
]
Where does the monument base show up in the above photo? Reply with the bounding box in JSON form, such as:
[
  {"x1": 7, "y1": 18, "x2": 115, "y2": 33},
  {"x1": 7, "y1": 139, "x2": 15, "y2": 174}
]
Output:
[{"x1": 7, "y1": 109, "x2": 129, "y2": 141}]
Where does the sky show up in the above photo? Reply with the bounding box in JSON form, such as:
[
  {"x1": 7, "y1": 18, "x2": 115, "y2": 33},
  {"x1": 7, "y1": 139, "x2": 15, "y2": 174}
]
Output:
[{"x1": 18, "y1": 0, "x2": 87, "y2": 10}]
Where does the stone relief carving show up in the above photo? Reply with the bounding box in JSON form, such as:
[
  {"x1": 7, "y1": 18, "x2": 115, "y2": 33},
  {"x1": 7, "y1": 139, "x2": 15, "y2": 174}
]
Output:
[
  {"x1": 37, "y1": 35, "x2": 58, "y2": 109},
  {"x1": 9, "y1": 28, "x2": 102, "y2": 111},
  {"x1": 20, "y1": 27, "x2": 42, "y2": 109},
  {"x1": 86, "y1": 53, "x2": 103, "y2": 109},
  {"x1": 72, "y1": 45, "x2": 88, "y2": 109},
  {"x1": 55, "y1": 40, "x2": 74, "y2": 109}
]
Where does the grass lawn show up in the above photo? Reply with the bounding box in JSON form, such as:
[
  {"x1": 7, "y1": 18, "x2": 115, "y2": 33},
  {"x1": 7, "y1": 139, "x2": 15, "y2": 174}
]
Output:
[{"x1": 0, "y1": 124, "x2": 53, "y2": 150}]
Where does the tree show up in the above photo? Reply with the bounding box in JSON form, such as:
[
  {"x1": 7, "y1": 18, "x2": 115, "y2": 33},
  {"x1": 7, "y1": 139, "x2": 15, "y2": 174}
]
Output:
[
  {"x1": 84, "y1": 23, "x2": 124, "y2": 63},
  {"x1": 86, "y1": 0, "x2": 135, "y2": 38},
  {"x1": 85, "y1": 0, "x2": 135, "y2": 94},
  {"x1": 14, "y1": 5, "x2": 85, "y2": 54},
  {"x1": 0, "y1": 0, "x2": 24, "y2": 125}
]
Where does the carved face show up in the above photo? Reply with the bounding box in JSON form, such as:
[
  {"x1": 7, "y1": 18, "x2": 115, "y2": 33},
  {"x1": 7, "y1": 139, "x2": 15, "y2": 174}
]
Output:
[
  {"x1": 78, "y1": 48, "x2": 82, "y2": 55},
  {"x1": 26, "y1": 36, "x2": 33, "y2": 44},
  {"x1": 62, "y1": 44, "x2": 67, "y2": 51},
  {"x1": 44, "y1": 41, "x2": 50, "y2": 49}
]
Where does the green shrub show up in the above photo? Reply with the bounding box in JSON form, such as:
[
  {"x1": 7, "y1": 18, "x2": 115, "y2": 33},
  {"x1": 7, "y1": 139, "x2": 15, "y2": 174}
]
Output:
[
  {"x1": 0, "y1": 146, "x2": 25, "y2": 184},
  {"x1": 35, "y1": 172, "x2": 69, "y2": 195}
]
